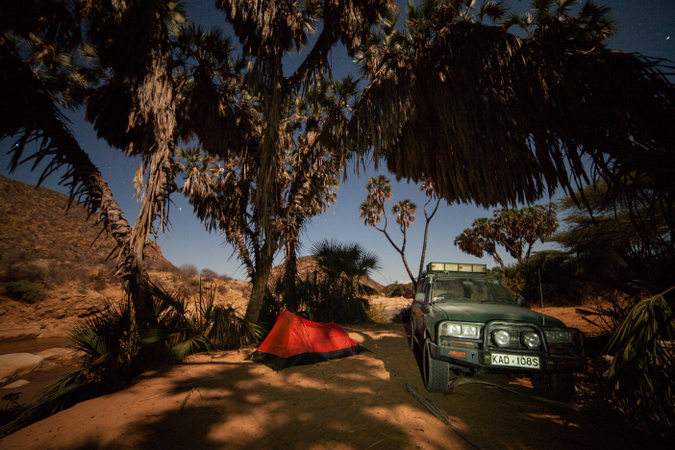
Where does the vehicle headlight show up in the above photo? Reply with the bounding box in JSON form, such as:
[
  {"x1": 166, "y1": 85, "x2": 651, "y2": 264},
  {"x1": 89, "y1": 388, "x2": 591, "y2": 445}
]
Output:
[
  {"x1": 492, "y1": 329, "x2": 511, "y2": 347},
  {"x1": 522, "y1": 331, "x2": 541, "y2": 349},
  {"x1": 439, "y1": 322, "x2": 481, "y2": 339},
  {"x1": 544, "y1": 329, "x2": 573, "y2": 344}
]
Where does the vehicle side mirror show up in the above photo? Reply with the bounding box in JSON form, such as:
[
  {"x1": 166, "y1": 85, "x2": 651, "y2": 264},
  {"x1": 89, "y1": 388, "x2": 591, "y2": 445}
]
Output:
[
  {"x1": 517, "y1": 296, "x2": 526, "y2": 306},
  {"x1": 415, "y1": 292, "x2": 425, "y2": 303}
]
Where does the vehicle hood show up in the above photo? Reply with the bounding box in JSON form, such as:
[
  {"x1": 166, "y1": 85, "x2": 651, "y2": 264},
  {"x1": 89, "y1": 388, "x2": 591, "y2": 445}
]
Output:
[{"x1": 432, "y1": 301, "x2": 567, "y2": 328}]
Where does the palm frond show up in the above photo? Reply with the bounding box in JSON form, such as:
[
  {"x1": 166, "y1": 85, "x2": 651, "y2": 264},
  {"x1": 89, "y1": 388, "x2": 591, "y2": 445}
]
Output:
[{"x1": 605, "y1": 288, "x2": 675, "y2": 431}]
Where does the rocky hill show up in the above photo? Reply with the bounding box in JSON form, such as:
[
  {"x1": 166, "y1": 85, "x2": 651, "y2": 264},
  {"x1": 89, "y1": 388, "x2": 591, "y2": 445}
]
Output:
[
  {"x1": 0, "y1": 176, "x2": 399, "y2": 341},
  {"x1": 0, "y1": 175, "x2": 250, "y2": 340},
  {"x1": 0, "y1": 174, "x2": 171, "y2": 275}
]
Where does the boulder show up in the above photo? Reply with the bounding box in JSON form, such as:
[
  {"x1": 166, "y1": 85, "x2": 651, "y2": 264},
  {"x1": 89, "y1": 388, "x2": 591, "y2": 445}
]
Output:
[
  {"x1": 0, "y1": 353, "x2": 44, "y2": 383},
  {"x1": 2, "y1": 379, "x2": 30, "y2": 389},
  {"x1": 37, "y1": 348, "x2": 79, "y2": 361},
  {"x1": 0, "y1": 327, "x2": 41, "y2": 342}
]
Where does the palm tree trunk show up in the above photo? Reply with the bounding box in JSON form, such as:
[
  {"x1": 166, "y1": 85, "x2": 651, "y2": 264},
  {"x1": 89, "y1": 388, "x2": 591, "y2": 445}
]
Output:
[
  {"x1": 245, "y1": 51, "x2": 284, "y2": 322},
  {"x1": 245, "y1": 238, "x2": 276, "y2": 322}
]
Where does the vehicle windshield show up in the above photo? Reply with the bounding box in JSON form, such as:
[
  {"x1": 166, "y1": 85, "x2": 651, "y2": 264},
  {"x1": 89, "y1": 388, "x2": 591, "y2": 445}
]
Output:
[{"x1": 432, "y1": 277, "x2": 516, "y2": 303}]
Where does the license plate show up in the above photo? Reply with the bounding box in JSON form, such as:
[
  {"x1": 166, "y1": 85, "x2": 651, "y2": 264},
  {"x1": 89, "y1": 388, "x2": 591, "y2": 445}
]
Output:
[{"x1": 490, "y1": 353, "x2": 540, "y2": 369}]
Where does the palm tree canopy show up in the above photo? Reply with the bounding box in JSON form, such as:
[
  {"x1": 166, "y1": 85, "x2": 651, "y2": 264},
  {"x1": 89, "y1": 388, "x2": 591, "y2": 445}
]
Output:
[{"x1": 350, "y1": 0, "x2": 675, "y2": 208}]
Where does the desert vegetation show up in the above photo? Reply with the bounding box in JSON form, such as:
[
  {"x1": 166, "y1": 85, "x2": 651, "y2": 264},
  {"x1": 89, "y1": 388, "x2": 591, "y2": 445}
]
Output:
[{"x1": 1, "y1": 0, "x2": 674, "y2": 442}]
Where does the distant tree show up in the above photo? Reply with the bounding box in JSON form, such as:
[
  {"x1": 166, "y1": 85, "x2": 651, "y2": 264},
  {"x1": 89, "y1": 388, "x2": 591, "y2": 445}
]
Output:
[
  {"x1": 455, "y1": 205, "x2": 558, "y2": 268},
  {"x1": 359, "y1": 176, "x2": 441, "y2": 289},
  {"x1": 553, "y1": 179, "x2": 673, "y2": 298}
]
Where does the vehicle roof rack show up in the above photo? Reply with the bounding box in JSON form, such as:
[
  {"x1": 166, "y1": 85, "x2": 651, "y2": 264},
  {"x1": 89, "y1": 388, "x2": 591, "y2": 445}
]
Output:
[{"x1": 426, "y1": 262, "x2": 487, "y2": 274}]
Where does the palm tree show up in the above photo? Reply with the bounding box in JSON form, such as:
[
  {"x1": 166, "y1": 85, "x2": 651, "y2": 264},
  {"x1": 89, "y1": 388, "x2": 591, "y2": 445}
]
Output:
[
  {"x1": 0, "y1": 2, "x2": 135, "y2": 296},
  {"x1": 351, "y1": 0, "x2": 674, "y2": 214},
  {"x1": 203, "y1": 0, "x2": 395, "y2": 322},
  {"x1": 306, "y1": 239, "x2": 380, "y2": 323},
  {"x1": 393, "y1": 199, "x2": 417, "y2": 229},
  {"x1": 82, "y1": 0, "x2": 187, "y2": 328},
  {"x1": 366, "y1": 174, "x2": 393, "y2": 215},
  {"x1": 179, "y1": 75, "x2": 360, "y2": 322}
]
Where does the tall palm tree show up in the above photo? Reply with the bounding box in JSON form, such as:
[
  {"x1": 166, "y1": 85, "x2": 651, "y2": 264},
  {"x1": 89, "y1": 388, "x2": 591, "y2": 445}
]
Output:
[
  {"x1": 0, "y1": 2, "x2": 135, "y2": 290},
  {"x1": 351, "y1": 0, "x2": 674, "y2": 213},
  {"x1": 206, "y1": 0, "x2": 395, "y2": 321},
  {"x1": 179, "y1": 75, "x2": 358, "y2": 322},
  {"x1": 1, "y1": 0, "x2": 190, "y2": 330},
  {"x1": 81, "y1": 0, "x2": 187, "y2": 328},
  {"x1": 360, "y1": 176, "x2": 428, "y2": 288}
]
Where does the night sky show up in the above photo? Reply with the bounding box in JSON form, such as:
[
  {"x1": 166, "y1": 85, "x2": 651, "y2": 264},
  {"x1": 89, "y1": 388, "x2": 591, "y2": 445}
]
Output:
[{"x1": 1, "y1": 0, "x2": 673, "y2": 284}]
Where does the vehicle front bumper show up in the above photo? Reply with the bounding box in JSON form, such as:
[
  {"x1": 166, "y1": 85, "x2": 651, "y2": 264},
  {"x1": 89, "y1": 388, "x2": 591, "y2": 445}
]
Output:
[{"x1": 429, "y1": 340, "x2": 585, "y2": 374}]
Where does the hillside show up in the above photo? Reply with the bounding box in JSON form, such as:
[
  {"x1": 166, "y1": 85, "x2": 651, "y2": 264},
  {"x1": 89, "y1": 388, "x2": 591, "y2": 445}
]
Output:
[
  {"x1": 0, "y1": 175, "x2": 251, "y2": 340},
  {"x1": 0, "y1": 174, "x2": 171, "y2": 274},
  {"x1": 0, "y1": 176, "x2": 396, "y2": 341}
]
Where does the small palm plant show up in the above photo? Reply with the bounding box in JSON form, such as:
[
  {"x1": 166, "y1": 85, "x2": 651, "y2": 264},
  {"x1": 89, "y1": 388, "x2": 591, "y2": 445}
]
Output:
[
  {"x1": 0, "y1": 299, "x2": 138, "y2": 437},
  {"x1": 605, "y1": 287, "x2": 675, "y2": 433},
  {"x1": 145, "y1": 281, "x2": 265, "y2": 361},
  {"x1": 0, "y1": 282, "x2": 264, "y2": 437},
  {"x1": 302, "y1": 239, "x2": 380, "y2": 323}
]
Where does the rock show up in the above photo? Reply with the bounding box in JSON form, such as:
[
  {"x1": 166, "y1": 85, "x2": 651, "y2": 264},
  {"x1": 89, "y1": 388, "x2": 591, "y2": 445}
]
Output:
[
  {"x1": 0, "y1": 353, "x2": 44, "y2": 383},
  {"x1": 37, "y1": 348, "x2": 79, "y2": 361},
  {"x1": 2, "y1": 379, "x2": 30, "y2": 389},
  {"x1": 77, "y1": 305, "x2": 98, "y2": 318},
  {"x1": 0, "y1": 327, "x2": 41, "y2": 342}
]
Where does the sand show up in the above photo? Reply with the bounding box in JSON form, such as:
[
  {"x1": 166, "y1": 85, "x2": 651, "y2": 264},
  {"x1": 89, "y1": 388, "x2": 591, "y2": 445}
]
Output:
[{"x1": 0, "y1": 319, "x2": 657, "y2": 450}]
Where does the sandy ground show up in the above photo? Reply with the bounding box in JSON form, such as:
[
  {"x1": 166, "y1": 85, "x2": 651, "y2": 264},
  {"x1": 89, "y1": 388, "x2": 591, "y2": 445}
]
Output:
[{"x1": 0, "y1": 315, "x2": 663, "y2": 450}]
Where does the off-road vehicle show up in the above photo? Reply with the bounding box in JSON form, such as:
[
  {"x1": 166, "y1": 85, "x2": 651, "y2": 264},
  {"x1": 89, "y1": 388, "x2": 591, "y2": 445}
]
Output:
[{"x1": 409, "y1": 262, "x2": 585, "y2": 401}]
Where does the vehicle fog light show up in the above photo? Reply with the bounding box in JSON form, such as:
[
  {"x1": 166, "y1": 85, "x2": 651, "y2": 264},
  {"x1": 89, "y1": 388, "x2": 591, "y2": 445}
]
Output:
[
  {"x1": 522, "y1": 331, "x2": 541, "y2": 349},
  {"x1": 493, "y1": 330, "x2": 510, "y2": 347}
]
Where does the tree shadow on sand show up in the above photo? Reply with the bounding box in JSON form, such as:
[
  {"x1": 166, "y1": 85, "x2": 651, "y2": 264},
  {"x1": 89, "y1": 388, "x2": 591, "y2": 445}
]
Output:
[{"x1": 16, "y1": 325, "x2": 664, "y2": 450}]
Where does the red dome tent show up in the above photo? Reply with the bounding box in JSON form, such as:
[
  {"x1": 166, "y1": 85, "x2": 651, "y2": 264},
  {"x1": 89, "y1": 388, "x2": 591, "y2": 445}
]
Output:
[{"x1": 249, "y1": 311, "x2": 366, "y2": 370}]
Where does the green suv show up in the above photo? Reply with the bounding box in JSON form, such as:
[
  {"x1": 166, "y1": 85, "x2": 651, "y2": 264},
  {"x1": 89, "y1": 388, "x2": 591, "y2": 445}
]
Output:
[{"x1": 409, "y1": 262, "x2": 585, "y2": 401}]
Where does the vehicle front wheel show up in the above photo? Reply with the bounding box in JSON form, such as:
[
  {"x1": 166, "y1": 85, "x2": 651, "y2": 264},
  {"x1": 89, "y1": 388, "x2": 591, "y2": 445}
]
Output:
[
  {"x1": 423, "y1": 340, "x2": 450, "y2": 393},
  {"x1": 530, "y1": 372, "x2": 576, "y2": 402}
]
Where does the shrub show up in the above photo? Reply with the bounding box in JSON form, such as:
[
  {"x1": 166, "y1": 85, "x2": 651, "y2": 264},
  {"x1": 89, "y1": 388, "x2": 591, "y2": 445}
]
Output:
[
  {"x1": 88, "y1": 270, "x2": 109, "y2": 291},
  {"x1": 1, "y1": 262, "x2": 46, "y2": 284},
  {"x1": 385, "y1": 283, "x2": 415, "y2": 298},
  {"x1": 200, "y1": 268, "x2": 218, "y2": 281},
  {"x1": 391, "y1": 306, "x2": 411, "y2": 324},
  {"x1": 217, "y1": 284, "x2": 229, "y2": 295},
  {"x1": 2, "y1": 281, "x2": 47, "y2": 303},
  {"x1": 179, "y1": 264, "x2": 199, "y2": 279},
  {"x1": 367, "y1": 303, "x2": 389, "y2": 323}
]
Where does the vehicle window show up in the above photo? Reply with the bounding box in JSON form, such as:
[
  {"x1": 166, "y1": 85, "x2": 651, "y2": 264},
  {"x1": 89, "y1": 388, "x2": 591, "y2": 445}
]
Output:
[{"x1": 432, "y1": 278, "x2": 515, "y2": 303}]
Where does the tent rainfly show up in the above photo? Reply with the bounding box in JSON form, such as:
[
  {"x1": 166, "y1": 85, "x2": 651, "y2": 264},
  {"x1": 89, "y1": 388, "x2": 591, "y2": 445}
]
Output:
[{"x1": 249, "y1": 311, "x2": 366, "y2": 370}]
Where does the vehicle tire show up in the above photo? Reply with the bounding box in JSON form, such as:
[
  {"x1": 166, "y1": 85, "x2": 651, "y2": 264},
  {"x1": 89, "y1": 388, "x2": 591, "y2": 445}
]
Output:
[
  {"x1": 423, "y1": 339, "x2": 450, "y2": 393},
  {"x1": 530, "y1": 372, "x2": 576, "y2": 402}
]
